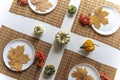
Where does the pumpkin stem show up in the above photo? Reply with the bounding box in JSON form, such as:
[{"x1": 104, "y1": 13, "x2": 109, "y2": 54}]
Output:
[{"x1": 80, "y1": 45, "x2": 84, "y2": 48}]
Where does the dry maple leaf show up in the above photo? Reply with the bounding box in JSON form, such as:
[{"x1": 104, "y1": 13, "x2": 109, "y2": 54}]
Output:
[
  {"x1": 31, "y1": 0, "x2": 48, "y2": 4},
  {"x1": 31, "y1": 0, "x2": 52, "y2": 12},
  {"x1": 90, "y1": 7, "x2": 109, "y2": 29},
  {"x1": 8, "y1": 45, "x2": 30, "y2": 71},
  {"x1": 71, "y1": 67, "x2": 94, "y2": 80},
  {"x1": 36, "y1": 2, "x2": 52, "y2": 12}
]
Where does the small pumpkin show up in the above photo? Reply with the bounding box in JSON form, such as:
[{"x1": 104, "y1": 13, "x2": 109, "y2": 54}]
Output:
[
  {"x1": 68, "y1": 5, "x2": 77, "y2": 14},
  {"x1": 44, "y1": 64, "x2": 55, "y2": 76},
  {"x1": 34, "y1": 25, "x2": 44, "y2": 34},
  {"x1": 80, "y1": 40, "x2": 95, "y2": 51},
  {"x1": 55, "y1": 31, "x2": 70, "y2": 44}
]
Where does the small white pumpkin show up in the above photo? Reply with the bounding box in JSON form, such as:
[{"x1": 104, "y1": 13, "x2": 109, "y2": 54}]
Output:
[
  {"x1": 55, "y1": 31, "x2": 70, "y2": 44},
  {"x1": 34, "y1": 25, "x2": 44, "y2": 34}
]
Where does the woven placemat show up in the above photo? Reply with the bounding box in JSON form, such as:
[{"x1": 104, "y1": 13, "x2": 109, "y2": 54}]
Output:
[
  {"x1": 55, "y1": 49, "x2": 116, "y2": 80},
  {"x1": 9, "y1": 0, "x2": 70, "y2": 28},
  {"x1": 0, "y1": 25, "x2": 52, "y2": 80},
  {"x1": 71, "y1": 0, "x2": 120, "y2": 50}
]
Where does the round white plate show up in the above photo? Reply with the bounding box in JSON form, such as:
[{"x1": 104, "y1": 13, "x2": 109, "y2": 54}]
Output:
[
  {"x1": 91, "y1": 6, "x2": 120, "y2": 35},
  {"x1": 3, "y1": 39, "x2": 35, "y2": 71},
  {"x1": 68, "y1": 63, "x2": 101, "y2": 80},
  {"x1": 28, "y1": 0, "x2": 58, "y2": 14}
]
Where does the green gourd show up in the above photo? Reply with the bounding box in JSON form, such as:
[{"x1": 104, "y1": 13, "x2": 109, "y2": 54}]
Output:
[
  {"x1": 68, "y1": 5, "x2": 77, "y2": 14},
  {"x1": 34, "y1": 25, "x2": 44, "y2": 34},
  {"x1": 45, "y1": 65, "x2": 55, "y2": 76}
]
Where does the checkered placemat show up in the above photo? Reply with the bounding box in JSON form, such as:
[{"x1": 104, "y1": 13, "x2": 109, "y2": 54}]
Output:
[
  {"x1": 10, "y1": 0, "x2": 70, "y2": 28},
  {"x1": 71, "y1": 0, "x2": 120, "y2": 50},
  {"x1": 55, "y1": 49, "x2": 116, "y2": 80},
  {"x1": 0, "y1": 25, "x2": 52, "y2": 80}
]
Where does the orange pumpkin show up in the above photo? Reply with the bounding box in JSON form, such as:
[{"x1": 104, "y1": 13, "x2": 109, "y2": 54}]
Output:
[{"x1": 81, "y1": 40, "x2": 95, "y2": 51}]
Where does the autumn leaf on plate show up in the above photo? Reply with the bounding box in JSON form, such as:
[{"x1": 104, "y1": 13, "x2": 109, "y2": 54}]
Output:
[
  {"x1": 36, "y1": 1, "x2": 52, "y2": 12},
  {"x1": 90, "y1": 7, "x2": 109, "y2": 29},
  {"x1": 71, "y1": 67, "x2": 94, "y2": 80}
]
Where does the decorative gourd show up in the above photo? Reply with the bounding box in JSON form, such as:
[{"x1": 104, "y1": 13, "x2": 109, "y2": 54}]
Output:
[
  {"x1": 34, "y1": 25, "x2": 44, "y2": 34},
  {"x1": 80, "y1": 40, "x2": 95, "y2": 51},
  {"x1": 18, "y1": 0, "x2": 28, "y2": 6},
  {"x1": 44, "y1": 65, "x2": 55, "y2": 76},
  {"x1": 79, "y1": 14, "x2": 90, "y2": 26},
  {"x1": 35, "y1": 51, "x2": 45, "y2": 67},
  {"x1": 100, "y1": 73, "x2": 110, "y2": 80},
  {"x1": 68, "y1": 5, "x2": 77, "y2": 14},
  {"x1": 55, "y1": 31, "x2": 70, "y2": 44}
]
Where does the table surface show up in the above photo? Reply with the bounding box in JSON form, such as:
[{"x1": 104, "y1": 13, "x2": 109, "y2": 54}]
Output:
[{"x1": 0, "y1": 0, "x2": 120, "y2": 80}]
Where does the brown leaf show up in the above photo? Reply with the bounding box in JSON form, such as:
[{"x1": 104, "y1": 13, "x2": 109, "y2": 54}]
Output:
[
  {"x1": 71, "y1": 67, "x2": 94, "y2": 80},
  {"x1": 31, "y1": 0, "x2": 52, "y2": 12},
  {"x1": 90, "y1": 7, "x2": 109, "y2": 29}
]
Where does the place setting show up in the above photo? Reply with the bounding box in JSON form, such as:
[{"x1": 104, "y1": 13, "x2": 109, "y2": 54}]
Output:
[
  {"x1": 10, "y1": 0, "x2": 70, "y2": 27},
  {"x1": 0, "y1": 25, "x2": 52, "y2": 80},
  {"x1": 71, "y1": 0, "x2": 120, "y2": 50},
  {"x1": 55, "y1": 49, "x2": 116, "y2": 80}
]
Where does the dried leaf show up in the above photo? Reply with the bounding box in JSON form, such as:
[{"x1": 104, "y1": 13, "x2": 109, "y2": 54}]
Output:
[
  {"x1": 71, "y1": 67, "x2": 94, "y2": 80},
  {"x1": 31, "y1": 0, "x2": 48, "y2": 4},
  {"x1": 31, "y1": 0, "x2": 52, "y2": 12},
  {"x1": 90, "y1": 7, "x2": 109, "y2": 29},
  {"x1": 8, "y1": 45, "x2": 30, "y2": 71}
]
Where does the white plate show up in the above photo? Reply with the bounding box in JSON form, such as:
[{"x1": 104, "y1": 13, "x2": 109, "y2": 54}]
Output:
[
  {"x1": 28, "y1": 0, "x2": 58, "y2": 14},
  {"x1": 91, "y1": 6, "x2": 120, "y2": 35},
  {"x1": 68, "y1": 63, "x2": 101, "y2": 80},
  {"x1": 3, "y1": 39, "x2": 35, "y2": 71}
]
